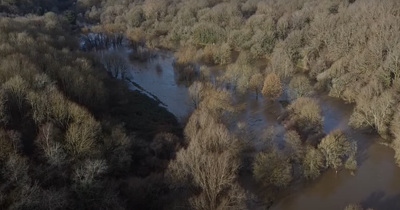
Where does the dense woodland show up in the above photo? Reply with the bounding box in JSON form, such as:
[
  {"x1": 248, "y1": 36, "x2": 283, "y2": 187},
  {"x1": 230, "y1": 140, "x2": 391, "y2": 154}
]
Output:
[
  {"x1": 0, "y1": 11, "x2": 181, "y2": 209},
  {"x1": 0, "y1": 0, "x2": 399, "y2": 209}
]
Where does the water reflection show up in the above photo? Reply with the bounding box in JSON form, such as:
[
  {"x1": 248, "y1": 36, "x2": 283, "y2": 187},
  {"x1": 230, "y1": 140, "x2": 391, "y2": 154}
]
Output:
[{"x1": 127, "y1": 52, "x2": 193, "y2": 121}]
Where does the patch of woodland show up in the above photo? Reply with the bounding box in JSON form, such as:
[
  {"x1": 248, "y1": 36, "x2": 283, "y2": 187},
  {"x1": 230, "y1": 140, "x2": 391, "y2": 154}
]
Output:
[{"x1": 0, "y1": 15, "x2": 183, "y2": 209}]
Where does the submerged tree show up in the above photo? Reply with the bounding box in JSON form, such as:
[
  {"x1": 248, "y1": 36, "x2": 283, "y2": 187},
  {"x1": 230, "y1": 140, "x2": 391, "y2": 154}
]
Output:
[
  {"x1": 262, "y1": 73, "x2": 282, "y2": 101},
  {"x1": 188, "y1": 81, "x2": 207, "y2": 108},
  {"x1": 288, "y1": 75, "x2": 314, "y2": 100},
  {"x1": 168, "y1": 109, "x2": 246, "y2": 210},
  {"x1": 101, "y1": 52, "x2": 129, "y2": 79},
  {"x1": 350, "y1": 88, "x2": 395, "y2": 138},
  {"x1": 287, "y1": 97, "x2": 323, "y2": 134},
  {"x1": 249, "y1": 73, "x2": 264, "y2": 99},
  {"x1": 223, "y1": 63, "x2": 258, "y2": 94},
  {"x1": 253, "y1": 149, "x2": 293, "y2": 189},
  {"x1": 302, "y1": 146, "x2": 325, "y2": 180},
  {"x1": 284, "y1": 130, "x2": 304, "y2": 162},
  {"x1": 318, "y1": 130, "x2": 356, "y2": 173}
]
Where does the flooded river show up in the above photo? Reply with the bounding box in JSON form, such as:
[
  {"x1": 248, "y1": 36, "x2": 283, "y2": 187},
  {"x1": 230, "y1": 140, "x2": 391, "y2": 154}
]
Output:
[
  {"x1": 269, "y1": 95, "x2": 400, "y2": 210},
  {"x1": 126, "y1": 52, "x2": 400, "y2": 210}
]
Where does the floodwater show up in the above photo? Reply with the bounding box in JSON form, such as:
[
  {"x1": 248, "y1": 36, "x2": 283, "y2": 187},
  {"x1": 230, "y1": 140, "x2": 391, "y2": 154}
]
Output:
[
  {"x1": 107, "y1": 45, "x2": 400, "y2": 210},
  {"x1": 126, "y1": 52, "x2": 193, "y2": 121},
  {"x1": 269, "y1": 95, "x2": 400, "y2": 210}
]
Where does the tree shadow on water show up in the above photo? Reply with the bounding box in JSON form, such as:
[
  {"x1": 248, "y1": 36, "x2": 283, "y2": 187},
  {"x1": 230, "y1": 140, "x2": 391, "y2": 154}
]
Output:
[
  {"x1": 361, "y1": 191, "x2": 400, "y2": 210},
  {"x1": 349, "y1": 130, "x2": 376, "y2": 167}
]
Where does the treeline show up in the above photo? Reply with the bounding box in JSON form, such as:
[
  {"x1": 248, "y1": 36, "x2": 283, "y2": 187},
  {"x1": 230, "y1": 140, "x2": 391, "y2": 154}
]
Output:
[
  {"x1": 75, "y1": 0, "x2": 400, "y2": 166},
  {"x1": 0, "y1": 0, "x2": 76, "y2": 15},
  {"x1": 0, "y1": 14, "x2": 181, "y2": 209}
]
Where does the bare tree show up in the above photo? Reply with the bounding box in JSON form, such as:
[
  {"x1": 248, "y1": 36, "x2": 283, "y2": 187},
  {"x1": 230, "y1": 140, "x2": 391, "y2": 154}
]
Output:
[
  {"x1": 262, "y1": 73, "x2": 282, "y2": 101},
  {"x1": 188, "y1": 81, "x2": 207, "y2": 108},
  {"x1": 287, "y1": 97, "x2": 323, "y2": 133},
  {"x1": 249, "y1": 73, "x2": 264, "y2": 99},
  {"x1": 143, "y1": 0, "x2": 167, "y2": 21},
  {"x1": 288, "y1": 75, "x2": 314, "y2": 99},
  {"x1": 3, "y1": 154, "x2": 30, "y2": 184},
  {"x1": 150, "y1": 132, "x2": 179, "y2": 159},
  {"x1": 36, "y1": 123, "x2": 67, "y2": 167},
  {"x1": 284, "y1": 130, "x2": 304, "y2": 162},
  {"x1": 65, "y1": 106, "x2": 101, "y2": 157},
  {"x1": 101, "y1": 52, "x2": 129, "y2": 79},
  {"x1": 390, "y1": 105, "x2": 400, "y2": 165},
  {"x1": 349, "y1": 88, "x2": 395, "y2": 137},
  {"x1": 199, "y1": 87, "x2": 239, "y2": 118},
  {"x1": 74, "y1": 159, "x2": 108, "y2": 186},
  {"x1": 224, "y1": 63, "x2": 258, "y2": 94},
  {"x1": 318, "y1": 130, "x2": 354, "y2": 173},
  {"x1": 168, "y1": 108, "x2": 246, "y2": 210},
  {"x1": 302, "y1": 146, "x2": 325, "y2": 180},
  {"x1": 3, "y1": 75, "x2": 28, "y2": 114},
  {"x1": 253, "y1": 149, "x2": 293, "y2": 188}
]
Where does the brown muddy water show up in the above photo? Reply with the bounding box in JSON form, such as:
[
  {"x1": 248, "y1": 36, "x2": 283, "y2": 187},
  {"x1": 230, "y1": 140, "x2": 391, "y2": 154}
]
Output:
[
  {"x1": 118, "y1": 49, "x2": 400, "y2": 210},
  {"x1": 268, "y1": 95, "x2": 400, "y2": 210}
]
